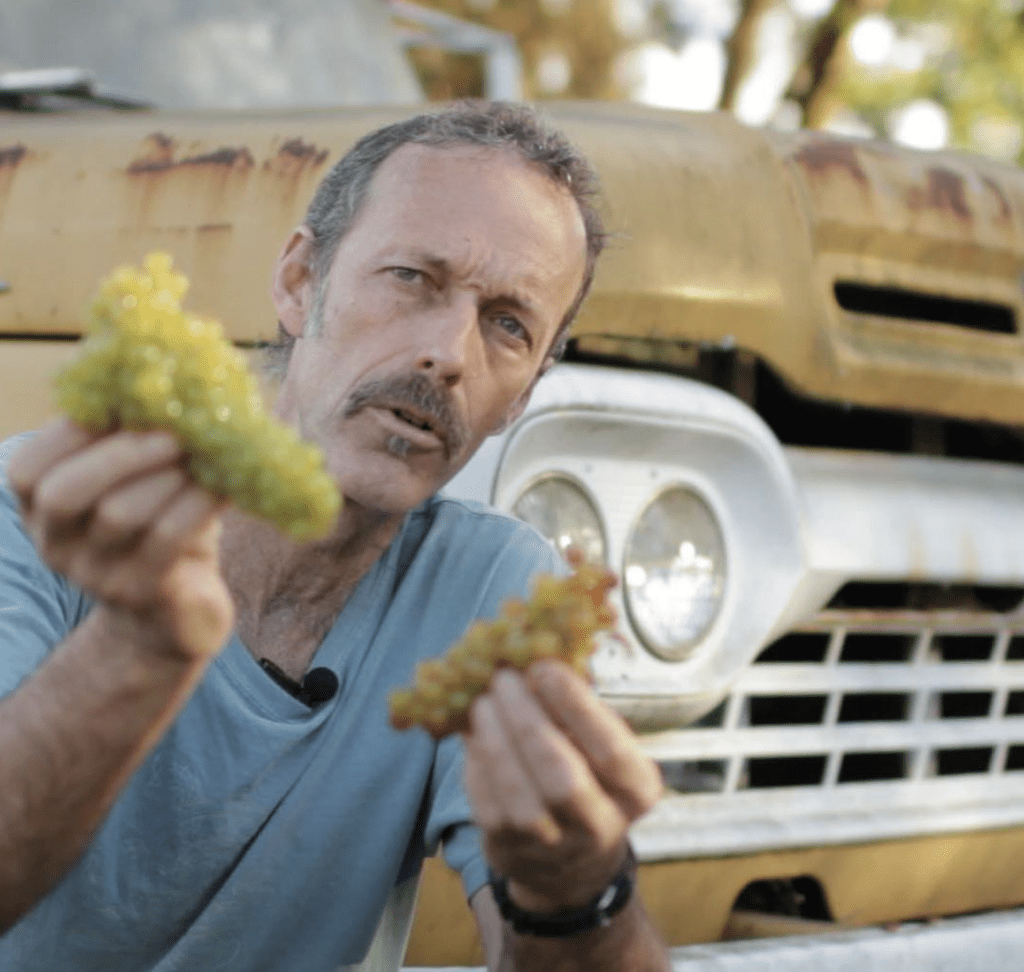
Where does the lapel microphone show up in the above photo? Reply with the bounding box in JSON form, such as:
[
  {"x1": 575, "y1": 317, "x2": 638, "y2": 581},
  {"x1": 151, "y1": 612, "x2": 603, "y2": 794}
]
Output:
[{"x1": 259, "y1": 658, "x2": 339, "y2": 707}]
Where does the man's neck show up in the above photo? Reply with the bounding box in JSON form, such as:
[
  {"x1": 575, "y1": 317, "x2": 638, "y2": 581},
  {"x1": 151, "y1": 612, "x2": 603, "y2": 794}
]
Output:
[{"x1": 220, "y1": 500, "x2": 405, "y2": 679}]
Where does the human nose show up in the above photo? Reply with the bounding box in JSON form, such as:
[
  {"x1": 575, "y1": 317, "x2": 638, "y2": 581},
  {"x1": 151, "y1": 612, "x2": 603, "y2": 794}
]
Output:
[{"x1": 414, "y1": 296, "x2": 478, "y2": 385}]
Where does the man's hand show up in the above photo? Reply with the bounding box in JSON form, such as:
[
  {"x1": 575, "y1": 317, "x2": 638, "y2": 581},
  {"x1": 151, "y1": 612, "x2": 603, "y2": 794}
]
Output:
[
  {"x1": 464, "y1": 660, "x2": 663, "y2": 911},
  {"x1": 8, "y1": 418, "x2": 233, "y2": 661}
]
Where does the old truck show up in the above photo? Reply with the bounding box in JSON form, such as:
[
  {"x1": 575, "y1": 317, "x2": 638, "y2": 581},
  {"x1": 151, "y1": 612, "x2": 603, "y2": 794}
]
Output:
[{"x1": 3, "y1": 54, "x2": 1024, "y2": 972}]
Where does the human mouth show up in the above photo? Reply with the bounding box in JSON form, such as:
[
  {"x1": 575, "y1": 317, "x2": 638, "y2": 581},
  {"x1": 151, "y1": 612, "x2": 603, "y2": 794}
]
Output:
[
  {"x1": 388, "y1": 406, "x2": 436, "y2": 436},
  {"x1": 371, "y1": 405, "x2": 448, "y2": 453},
  {"x1": 344, "y1": 374, "x2": 468, "y2": 458}
]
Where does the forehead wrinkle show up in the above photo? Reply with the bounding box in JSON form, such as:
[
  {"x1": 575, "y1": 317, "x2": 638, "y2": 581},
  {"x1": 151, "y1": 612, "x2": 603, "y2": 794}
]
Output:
[{"x1": 362, "y1": 145, "x2": 586, "y2": 325}]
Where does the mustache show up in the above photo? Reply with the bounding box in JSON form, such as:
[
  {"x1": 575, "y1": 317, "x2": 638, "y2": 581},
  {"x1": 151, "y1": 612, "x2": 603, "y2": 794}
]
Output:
[{"x1": 342, "y1": 372, "x2": 469, "y2": 456}]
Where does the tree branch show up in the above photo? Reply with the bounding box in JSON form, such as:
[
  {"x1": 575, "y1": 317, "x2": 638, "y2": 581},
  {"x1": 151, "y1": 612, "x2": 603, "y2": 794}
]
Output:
[
  {"x1": 790, "y1": 0, "x2": 891, "y2": 129},
  {"x1": 720, "y1": 0, "x2": 778, "y2": 113}
]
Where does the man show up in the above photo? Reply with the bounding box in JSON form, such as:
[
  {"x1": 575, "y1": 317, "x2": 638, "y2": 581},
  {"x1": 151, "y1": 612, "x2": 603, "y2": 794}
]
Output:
[{"x1": 0, "y1": 102, "x2": 669, "y2": 970}]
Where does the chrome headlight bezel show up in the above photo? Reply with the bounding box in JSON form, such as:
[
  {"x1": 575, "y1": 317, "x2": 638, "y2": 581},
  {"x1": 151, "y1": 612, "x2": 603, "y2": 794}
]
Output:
[
  {"x1": 511, "y1": 472, "x2": 607, "y2": 566},
  {"x1": 472, "y1": 363, "x2": 806, "y2": 728},
  {"x1": 623, "y1": 484, "x2": 728, "y2": 662}
]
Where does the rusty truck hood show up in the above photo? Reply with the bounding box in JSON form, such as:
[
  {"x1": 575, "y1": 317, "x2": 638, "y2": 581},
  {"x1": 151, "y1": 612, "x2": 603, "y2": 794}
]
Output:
[{"x1": 2, "y1": 101, "x2": 1024, "y2": 425}]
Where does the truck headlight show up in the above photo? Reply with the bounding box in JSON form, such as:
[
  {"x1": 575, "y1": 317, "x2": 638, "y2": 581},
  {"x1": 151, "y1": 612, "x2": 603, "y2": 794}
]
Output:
[
  {"x1": 512, "y1": 475, "x2": 606, "y2": 565},
  {"x1": 624, "y1": 486, "x2": 726, "y2": 660}
]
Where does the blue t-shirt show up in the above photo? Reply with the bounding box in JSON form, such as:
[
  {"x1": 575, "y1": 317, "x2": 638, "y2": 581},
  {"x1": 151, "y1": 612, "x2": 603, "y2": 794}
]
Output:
[{"x1": 0, "y1": 434, "x2": 562, "y2": 971}]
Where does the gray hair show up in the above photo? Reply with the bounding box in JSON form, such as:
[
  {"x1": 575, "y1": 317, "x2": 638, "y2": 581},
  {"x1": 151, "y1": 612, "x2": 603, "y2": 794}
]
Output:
[{"x1": 263, "y1": 100, "x2": 605, "y2": 380}]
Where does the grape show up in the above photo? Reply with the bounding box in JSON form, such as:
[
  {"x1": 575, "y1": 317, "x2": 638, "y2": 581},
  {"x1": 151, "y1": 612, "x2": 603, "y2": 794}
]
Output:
[
  {"x1": 53, "y1": 253, "x2": 341, "y2": 541},
  {"x1": 388, "y1": 548, "x2": 618, "y2": 739}
]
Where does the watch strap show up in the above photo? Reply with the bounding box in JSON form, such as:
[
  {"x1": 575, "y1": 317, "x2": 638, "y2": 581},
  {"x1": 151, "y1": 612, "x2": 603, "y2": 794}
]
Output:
[{"x1": 488, "y1": 843, "x2": 637, "y2": 938}]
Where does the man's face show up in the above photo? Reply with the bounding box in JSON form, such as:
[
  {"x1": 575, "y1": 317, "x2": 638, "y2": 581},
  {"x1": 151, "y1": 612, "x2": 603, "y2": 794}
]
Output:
[{"x1": 273, "y1": 143, "x2": 588, "y2": 515}]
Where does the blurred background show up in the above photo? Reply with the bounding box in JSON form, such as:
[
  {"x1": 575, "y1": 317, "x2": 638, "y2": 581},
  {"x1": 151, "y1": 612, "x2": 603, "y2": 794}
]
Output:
[
  {"x1": 401, "y1": 0, "x2": 1024, "y2": 162},
  {"x1": 3, "y1": 0, "x2": 1023, "y2": 164}
]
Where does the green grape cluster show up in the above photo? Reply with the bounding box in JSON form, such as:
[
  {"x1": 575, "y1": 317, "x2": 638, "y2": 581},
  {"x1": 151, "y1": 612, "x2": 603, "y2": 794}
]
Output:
[
  {"x1": 389, "y1": 548, "x2": 618, "y2": 739},
  {"x1": 54, "y1": 252, "x2": 341, "y2": 542}
]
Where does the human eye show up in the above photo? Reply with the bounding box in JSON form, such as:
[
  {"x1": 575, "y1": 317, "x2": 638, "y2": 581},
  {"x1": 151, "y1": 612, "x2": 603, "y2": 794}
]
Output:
[
  {"x1": 390, "y1": 266, "x2": 424, "y2": 284},
  {"x1": 493, "y1": 313, "x2": 531, "y2": 347}
]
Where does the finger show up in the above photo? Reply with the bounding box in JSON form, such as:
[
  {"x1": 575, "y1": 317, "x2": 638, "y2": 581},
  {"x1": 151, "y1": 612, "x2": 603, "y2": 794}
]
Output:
[
  {"x1": 526, "y1": 661, "x2": 664, "y2": 821},
  {"x1": 88, "y1": 468, "x2": 189, "y2": 553},
  {"x1": 465, "y1": 693, "x2": 562, "y2": 846},
  {"x1": 187, "y1": 514, "x2": 226, "y2": 560},
  {"x1": 489, "y1": 669, "x2": 625, "y2": 847},
  {"x1": 32, "y1": 430, "x2": 181, "y2": 526},
  {"x1": 6, "y1": 419, "x2": 98, "y2": 507},
  {"x1": 93, "y1": 487, "x2": 224, "y2": 603},
  {"x1": 134, "y1": 485, "x2": 225, "y2": 575}
]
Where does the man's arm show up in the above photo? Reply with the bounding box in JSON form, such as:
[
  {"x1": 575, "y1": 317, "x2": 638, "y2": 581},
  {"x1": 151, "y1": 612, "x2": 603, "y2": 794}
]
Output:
[
  {"x1": 0, "y1": 421, "x2": 232, "y2": 931},
  {"x1": 464, "y1": 661, "x2": 671, "y2": 972},
  {"x1": 471, "y1": 865, "x2": 669, "y2": 972}
]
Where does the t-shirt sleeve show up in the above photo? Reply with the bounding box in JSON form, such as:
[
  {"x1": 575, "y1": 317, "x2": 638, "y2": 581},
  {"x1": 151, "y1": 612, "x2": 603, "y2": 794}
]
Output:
[
  {"x1": 0, "y1": 434, "x2": 87, "y2": 699},
  {"x1": 424, "y1": 734, "x2": 488, "y2": 901},
  {"x1": 422, "y1": 519, "x2": 567, "y2": 902}
]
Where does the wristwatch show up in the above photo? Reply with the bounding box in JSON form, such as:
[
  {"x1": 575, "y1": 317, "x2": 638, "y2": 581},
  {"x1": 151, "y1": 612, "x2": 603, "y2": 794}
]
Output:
[{"x1": 488, "y1": 843, "x2": 637, "y2": 938}]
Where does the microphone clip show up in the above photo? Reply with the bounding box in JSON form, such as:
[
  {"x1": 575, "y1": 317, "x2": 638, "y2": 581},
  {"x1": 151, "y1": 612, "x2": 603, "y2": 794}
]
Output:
[{"x1": 259, "y1": 658, "x2": 339, "y2": 707}]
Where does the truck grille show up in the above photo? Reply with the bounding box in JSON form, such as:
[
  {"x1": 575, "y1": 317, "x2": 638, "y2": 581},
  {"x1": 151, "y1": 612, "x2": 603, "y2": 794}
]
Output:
[{"x1": 635, "y1": 583, "x2": 1024, "y2": 859}]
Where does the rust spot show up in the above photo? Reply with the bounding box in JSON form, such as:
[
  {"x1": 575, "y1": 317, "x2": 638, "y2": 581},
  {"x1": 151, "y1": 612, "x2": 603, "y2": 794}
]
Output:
[
  {"x1": 906, "y1": 167, "x2": 971, "y2": 223},
  {"x1": 128, "y1": 159, "x2": 170, "y2": 174},
  {"x1": 982, "y1": 175, "x2": 1013, "y2": 224},
  {"x1": 128, "y1": 133, "x2": 176, "y2": 173},
  {"x1": 793, "y1": 141, "x2": 869, "y2": 188},
  {"x1": 278, "y1": 139, "x2": 329, "y2": 167},
  {"x1": 181, "y1": 147, "x2": 254, "y2": 169},
  {"x1": 262, "y1": 139, "x2": 331, "y2": 187},
  {"x1": 0, "y1": 145, "x2": 28, "y2": 226},
  {"x1": 0, "y1": 145, "x2": 27, "y2": 168},
  {"x1": 128, "y1": 137, "x2": 254, "y2": 174}
]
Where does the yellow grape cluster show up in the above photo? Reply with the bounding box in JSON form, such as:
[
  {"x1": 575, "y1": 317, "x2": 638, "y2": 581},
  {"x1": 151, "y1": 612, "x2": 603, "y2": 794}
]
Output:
[
  {"x1": 53, "y1": 253, "x2": 341, "y2": 541},
  {"x1": 389, "y1": 548, "x2": 618, "y2": 739}
]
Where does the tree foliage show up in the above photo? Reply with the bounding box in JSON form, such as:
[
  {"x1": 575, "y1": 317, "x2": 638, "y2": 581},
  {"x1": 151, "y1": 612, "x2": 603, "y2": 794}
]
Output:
[
  {"x1": 721, "y1": 0, "x2": 1024, "y2": 161},
  {"x1": 403, "y1": 0, "x2": 1024, "y2": 164},
  {"x1": 837, "y1": 0, "x2": 1024, "y2": 161}
]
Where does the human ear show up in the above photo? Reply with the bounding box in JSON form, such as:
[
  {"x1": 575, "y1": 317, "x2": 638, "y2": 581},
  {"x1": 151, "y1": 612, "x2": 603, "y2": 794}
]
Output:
[{"x1": 271, "y1": 227, "x2": 317, "y2": 339}]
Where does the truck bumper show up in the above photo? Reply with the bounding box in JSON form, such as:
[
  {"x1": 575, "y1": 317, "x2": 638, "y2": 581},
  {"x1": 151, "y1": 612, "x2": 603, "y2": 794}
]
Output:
[{"x1": 406, "y1": 904, "x2": 1024, "y2": 971}]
